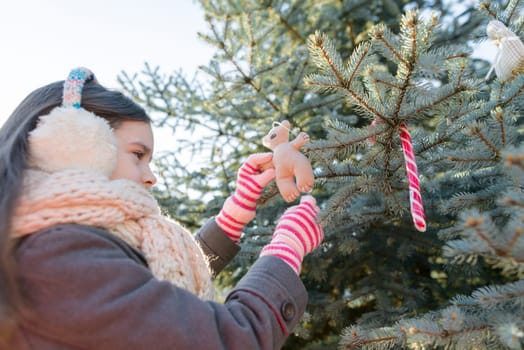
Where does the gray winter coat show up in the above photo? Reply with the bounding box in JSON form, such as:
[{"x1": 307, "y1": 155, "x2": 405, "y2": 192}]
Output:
[{"x1": 10, "y1": 218, "x2": 307, "y2": 349}]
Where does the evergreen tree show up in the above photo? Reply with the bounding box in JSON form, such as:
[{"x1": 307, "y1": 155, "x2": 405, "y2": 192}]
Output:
[{"x1": 119, "y1": 0, "x2": 523, "y2": 348}]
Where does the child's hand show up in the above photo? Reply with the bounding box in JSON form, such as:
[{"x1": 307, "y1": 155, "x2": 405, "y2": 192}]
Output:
[
  {"x1": 260, "y1": 195, "x2": 324, "y2": 274},
  {"x1": 216, "y1": 153, "x2": 275, "y2": 243}
]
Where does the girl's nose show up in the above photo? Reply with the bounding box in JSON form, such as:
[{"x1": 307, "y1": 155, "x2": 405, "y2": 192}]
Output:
[{"x1": 143, "y1": 167, "x2": 157, "y2": 188}]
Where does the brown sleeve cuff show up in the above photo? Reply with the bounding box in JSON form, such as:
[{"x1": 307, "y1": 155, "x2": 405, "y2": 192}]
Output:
[{"x1": 195, "y1": 218, "x2": 241, "y2": 276}]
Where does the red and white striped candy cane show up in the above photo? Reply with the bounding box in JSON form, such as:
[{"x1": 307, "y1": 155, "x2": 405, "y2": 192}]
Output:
[
  {"x1": 368, "y1": 118, "x2": 379, "y2": 146},
  {"x1": 399, "y1": 123, "x2": 426, "y2": 232},
  {"x1": 368, "y1": 119, "x2": 426, "y2": 231}
]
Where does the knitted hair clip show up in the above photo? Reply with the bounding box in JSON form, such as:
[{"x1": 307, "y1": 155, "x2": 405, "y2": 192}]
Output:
[
  {"x1": 27, "y1": 67, "x2": 117, "y2": 176},
  {"x1": 62, "y1": 67, "x2": 97, "y2": 108}
]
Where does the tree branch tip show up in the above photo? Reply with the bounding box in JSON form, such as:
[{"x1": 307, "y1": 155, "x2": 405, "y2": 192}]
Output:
[
  {"x1": 505, "y1": 153, "x2": 524, "y2": 165},
  {"x1": 465, "y1": 216, "x2": 484, "y2": 227}
]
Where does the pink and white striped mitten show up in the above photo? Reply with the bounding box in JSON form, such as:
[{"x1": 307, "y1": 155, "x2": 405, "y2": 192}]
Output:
[
  {"x1": 260, "y1": 195, "x2": 324, "y2": 274},
  {"x1": 216, "y1": 153, "x2": 275, "y2": 243}
]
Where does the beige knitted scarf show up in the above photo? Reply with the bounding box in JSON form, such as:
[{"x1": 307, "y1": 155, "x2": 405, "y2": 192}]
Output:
[{"x1": 12, "y1": 168, "x2": 214, "y2": 300}]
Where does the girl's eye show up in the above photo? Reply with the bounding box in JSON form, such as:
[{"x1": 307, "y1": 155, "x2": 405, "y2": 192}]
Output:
[{"x1": 133, "y1": 151, "x2": 144, "y2": 160}]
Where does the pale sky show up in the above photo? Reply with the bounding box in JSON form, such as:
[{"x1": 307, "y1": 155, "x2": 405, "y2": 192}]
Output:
[
  {"x1": 0, "y1": 0, "x2": 213, "y2": 127},
  {"x1": 0, "y1": 1, "x2": 496, "y2": 132}
]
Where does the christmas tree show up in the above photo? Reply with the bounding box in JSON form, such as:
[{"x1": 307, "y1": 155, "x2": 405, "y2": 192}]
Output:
[{"x1": 119, "y1": 0, "x2": 524, "y2": 348}]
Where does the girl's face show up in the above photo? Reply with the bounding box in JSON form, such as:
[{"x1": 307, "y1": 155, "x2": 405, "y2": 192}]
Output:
[{"x1": 110, "y1": 120, "x2": 157, "y2": 188}]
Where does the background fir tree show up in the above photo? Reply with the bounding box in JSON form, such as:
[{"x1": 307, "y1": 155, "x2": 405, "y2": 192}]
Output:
[
  {"x1": 119, "y1": 0, "x2": 523, "y2": 348},
  {"x1": 308, "y1": 2, "x2": 524, "y2": 348}
]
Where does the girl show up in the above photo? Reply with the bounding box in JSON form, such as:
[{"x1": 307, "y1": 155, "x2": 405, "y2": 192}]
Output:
[{"x1": 0, "y1": 68, "x2": 323, "y2": 349}]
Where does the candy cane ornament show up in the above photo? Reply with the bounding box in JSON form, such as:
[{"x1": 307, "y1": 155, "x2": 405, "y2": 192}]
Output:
[
  {"x1": 368, "y1": 118, "x2": 379, "y2": 146},
  {"x1": 368, "y1": 118, "x2": 426, "y2": 232},
  {"x1": 399, "y1": 123, "x2": 426, "y2": 232}
]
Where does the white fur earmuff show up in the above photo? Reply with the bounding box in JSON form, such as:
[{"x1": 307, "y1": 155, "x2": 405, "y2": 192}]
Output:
[{"x1": 28, "y1": 106, "x2": 117, "y2": 177}]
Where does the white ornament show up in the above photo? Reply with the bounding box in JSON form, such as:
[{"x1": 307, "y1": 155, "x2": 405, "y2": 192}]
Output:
[{"x1": 486, "y1": 20, "x2": 524, "y2": 82}]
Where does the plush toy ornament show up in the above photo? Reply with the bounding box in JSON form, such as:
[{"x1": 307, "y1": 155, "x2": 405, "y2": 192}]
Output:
[{"x1": 262, "y1": 120, "x2": 314, "y2": 202}]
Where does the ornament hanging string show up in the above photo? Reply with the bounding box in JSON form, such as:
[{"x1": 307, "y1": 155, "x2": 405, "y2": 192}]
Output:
[{"x1": 369, "y1": 119, "x2": 426, "y2": 232}]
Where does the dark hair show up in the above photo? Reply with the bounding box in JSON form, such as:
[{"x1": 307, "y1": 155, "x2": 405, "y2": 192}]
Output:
[{"x1": 0, "y1": 79, "x2": 150, "y2": 337}]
